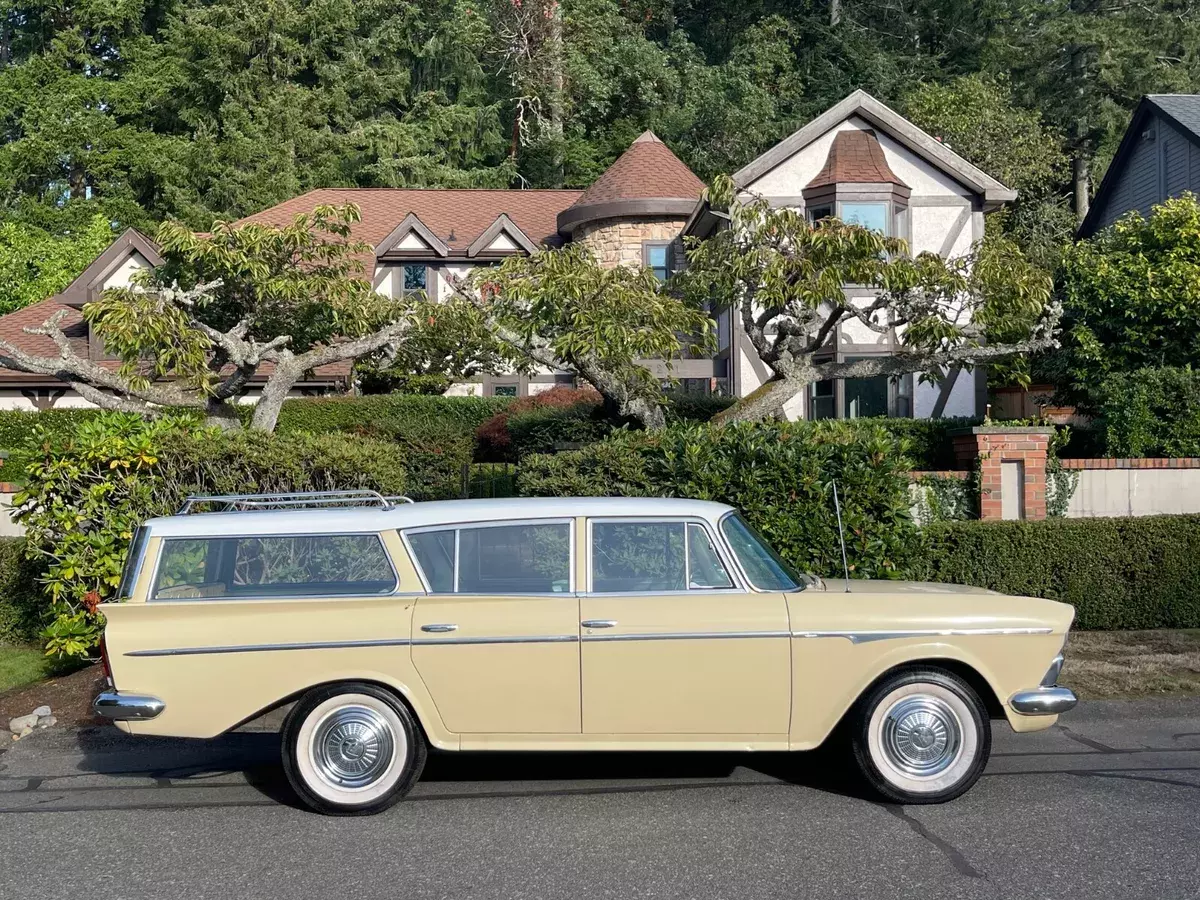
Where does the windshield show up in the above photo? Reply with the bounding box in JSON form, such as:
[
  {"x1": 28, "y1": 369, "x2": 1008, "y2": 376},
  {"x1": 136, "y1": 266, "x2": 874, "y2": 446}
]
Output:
[
  {"x1": 720, "y1": 513, "x2": 802, "y2": 591},
  {"x1": 116, "y1": 526, "x2": 149, "y2": 600}
]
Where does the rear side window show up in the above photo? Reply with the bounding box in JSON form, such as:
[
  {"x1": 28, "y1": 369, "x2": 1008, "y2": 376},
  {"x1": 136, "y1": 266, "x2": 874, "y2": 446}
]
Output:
[
  {"x1": 152, "y1": 534, "x2": 396, "y2": 600},
  {"x1": 405, "y1": 522, "x2": 572, "y2": 594}
]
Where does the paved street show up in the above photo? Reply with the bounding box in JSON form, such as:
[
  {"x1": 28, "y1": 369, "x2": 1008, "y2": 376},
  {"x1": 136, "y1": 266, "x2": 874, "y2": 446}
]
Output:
[{"x1": 1, "y1": 698, "x2": 1198, "y2": 899}]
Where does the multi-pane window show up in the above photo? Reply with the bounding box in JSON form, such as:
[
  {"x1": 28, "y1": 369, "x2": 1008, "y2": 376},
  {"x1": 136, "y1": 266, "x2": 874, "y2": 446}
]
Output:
[
  {"x1": 401, "y1": 264, "x2": 428, "y2": 298},
  {"x1": 644, "y1": 243, "x2": 672, "y2": 281},
  {"x1": 152, "y1": 534, "x2": 397, "y2": 600},
  {"x1": 590, "y1": 521, "x2": 733, "y2": 593},
  {"x1": 839, "y1": 202, "x2": 888, "y2": 234},
  {"x1": 406, "y1": 522, "x2": 572, "y2": 594}
]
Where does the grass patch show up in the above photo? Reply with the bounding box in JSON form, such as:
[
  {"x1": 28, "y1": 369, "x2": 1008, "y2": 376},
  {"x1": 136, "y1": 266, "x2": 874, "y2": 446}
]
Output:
[
  {"x1": 1061, "y1": 630, "x2": 1200, "y2": 700},
  {"x1": 0, "y1": 645, "x2": 50, "y2": 694}
]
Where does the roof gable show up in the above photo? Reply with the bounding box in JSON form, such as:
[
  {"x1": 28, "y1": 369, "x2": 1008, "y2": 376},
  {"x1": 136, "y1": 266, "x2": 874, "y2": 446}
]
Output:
[
  {"x1": 466, "y1": 214, "x2": 539, "y2": 258},
  {"x1": 375, "y1": 212, "x2": 450, "y2": 258},
  {"x1": 56, "y1": 228, "x2": 162, "y2": 307},
  {"x1": 734, "y1": 90, "x2": 1016, "y2": 207}
]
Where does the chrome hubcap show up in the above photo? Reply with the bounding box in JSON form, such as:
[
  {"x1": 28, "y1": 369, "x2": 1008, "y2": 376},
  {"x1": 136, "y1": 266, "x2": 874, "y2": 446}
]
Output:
[
  {"x1": 311, "y1": 705, "x2": 395, "y2": 789},
  {"x1": 880, "y1": 695, "x2": 962, "y2": 777}
]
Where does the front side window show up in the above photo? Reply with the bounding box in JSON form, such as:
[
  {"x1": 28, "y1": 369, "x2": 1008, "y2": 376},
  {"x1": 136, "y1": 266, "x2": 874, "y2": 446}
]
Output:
[
  {"x1": 590, "y1": 520, "x2": 733, "y2": 593},
  {"x1": 719, "y1": 514, "x2": 801, "y2": 591},
  {"x1": 406, "y1": 522, "x2": 571, "y2": 594},
  {"x1": 152, "y1": 534, "x2": 397, "y2": 600}
]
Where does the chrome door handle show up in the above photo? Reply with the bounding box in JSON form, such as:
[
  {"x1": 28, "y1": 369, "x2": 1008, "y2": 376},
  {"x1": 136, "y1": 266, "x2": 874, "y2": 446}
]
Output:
[
  {"x1": 581, "y1": 619, "x2": 617, "y2": 629},
  {"x1": 421, "y1": 623, "x2": 458, "y2": 633}
]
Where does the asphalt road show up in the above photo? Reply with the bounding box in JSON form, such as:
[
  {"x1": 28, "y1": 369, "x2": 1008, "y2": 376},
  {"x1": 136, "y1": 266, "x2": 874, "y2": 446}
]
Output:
[{"x1": 1, "y1": 698, "x2": 1198, "y2": 900}]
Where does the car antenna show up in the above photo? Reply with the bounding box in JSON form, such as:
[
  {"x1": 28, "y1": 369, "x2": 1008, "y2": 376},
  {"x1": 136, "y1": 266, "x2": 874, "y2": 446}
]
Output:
[{"x1": 832, "y1": 480, "x2": 851, "y2": 592}]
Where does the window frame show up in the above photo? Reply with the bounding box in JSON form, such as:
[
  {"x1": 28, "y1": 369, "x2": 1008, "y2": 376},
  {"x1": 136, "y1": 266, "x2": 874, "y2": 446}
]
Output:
[
  {"x1": 583, "y1": 516, "x2": 746, "y2": 596},
  {"x1": 147, "y1": 531, "x2": 402, "y2": 603},
  {"x1": 642, "y1": 241, "x2": 674, "y2": 281},
  {"x1": 399, "y1": 263, "x2": 432, "y2": 300},
  {"x1": 401, "y1": 518, "x2": 576, "y2": 596}
]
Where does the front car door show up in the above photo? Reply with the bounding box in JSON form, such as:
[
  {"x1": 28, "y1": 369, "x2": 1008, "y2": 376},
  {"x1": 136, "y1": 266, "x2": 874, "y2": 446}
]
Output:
[
  {"x1": 404, "y1": 519, "x2": 581, "y2": 734},
  {"x1": 578, "y1": 517, "x2": 791, "y2": 739}
]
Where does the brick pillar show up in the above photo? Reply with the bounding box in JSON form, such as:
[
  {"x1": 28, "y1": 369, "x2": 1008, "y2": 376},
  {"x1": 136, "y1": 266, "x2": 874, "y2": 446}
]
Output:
[{"x1": 951, "y1": 426, "x2": 1053, "y2": 521}]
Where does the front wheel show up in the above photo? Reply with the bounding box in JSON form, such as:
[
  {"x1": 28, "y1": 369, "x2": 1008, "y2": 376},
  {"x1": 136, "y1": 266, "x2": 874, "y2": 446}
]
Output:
[
  {"x1": 849, "y1": 668, "x2": 991, "y2": 804},
  {"x1": 281, "y1": 683, "x2": 426, "y2": 815}
]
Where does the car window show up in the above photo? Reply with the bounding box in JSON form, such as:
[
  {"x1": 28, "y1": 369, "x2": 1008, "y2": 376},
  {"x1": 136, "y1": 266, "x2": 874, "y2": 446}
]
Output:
[
  {"x1": 719, "y1": 514, "x2": 801, "y2": 591},
  {"x1": 687, "y1": 523, "x2": 734, "y2": 589},
  {"x1": 406, "y1": 522, "x2": 572, "y2": 594},
  {"x1": 152, "y1": 534, "x2": 397, "y2": 600},
  {"x1": 590, "y1": 521, "x2": 734, "y2": 593}
]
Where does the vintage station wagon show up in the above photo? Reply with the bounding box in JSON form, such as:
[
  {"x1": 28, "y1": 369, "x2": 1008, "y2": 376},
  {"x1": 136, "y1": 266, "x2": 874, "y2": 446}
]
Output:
[{"x1": 94, "y1": 492, "x2": 1077, "y2": 815}]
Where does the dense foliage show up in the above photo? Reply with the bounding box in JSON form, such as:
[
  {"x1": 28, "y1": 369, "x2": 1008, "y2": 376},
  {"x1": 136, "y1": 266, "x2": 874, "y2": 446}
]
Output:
[
  {"x1": 11, "y1": 413, "x2": 409, "y2": 657},
  {"x1": 518, "y1": 420, "x2": 920, "y2": 579},
  {"x1": 1095, "y1": 367, "x2": 1200, "y2": 458},
  {"x1": 4, "y1": 0, "x2": 1196, "y2": 257},
  {"x1": 920, "y1": 516, "x2": 1200, "y2": 630},
  {"x1": 0, "y1": 537, "x2": 40, "y2": 644},
  {"x1": 0, "y1": 214, "x2": 114, "y2": 314},
  {"x1": 1058, "y1": 195, "x2": 1200, "y2": 404}
]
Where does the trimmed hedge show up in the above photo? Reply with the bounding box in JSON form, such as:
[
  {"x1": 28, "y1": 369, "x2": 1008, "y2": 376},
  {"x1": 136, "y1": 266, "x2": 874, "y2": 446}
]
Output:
[
  {"x1": 0, "y1": 537, "x2": 41, "y2": 643},
  {"x1": 1096, "y1": 367, "x2": 1200, "y2": 458},
  {"x1": 518, "y1": 421, "x2": 919, "y2": 580},
  {"x1": 920, "y1": 515, "x2": 1200, "y2": 630}
]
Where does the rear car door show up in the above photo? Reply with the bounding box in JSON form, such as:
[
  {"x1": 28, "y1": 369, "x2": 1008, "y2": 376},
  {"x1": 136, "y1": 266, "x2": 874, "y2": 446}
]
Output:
[
  {"x1": 578, "y1": 517, "x2": 791, "y2": 737},
  {"x1": 405, "y1": 519, "x2": 582, "y2": 734}
]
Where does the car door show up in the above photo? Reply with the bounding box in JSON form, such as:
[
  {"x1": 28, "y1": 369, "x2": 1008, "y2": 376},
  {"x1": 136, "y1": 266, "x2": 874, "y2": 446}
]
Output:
[
  {"x1": 578, "y1": 517, "x2": 791, "y2": 736},
  {"x1": 406, "y1": 519, "x2": 582, "y2": 734}
]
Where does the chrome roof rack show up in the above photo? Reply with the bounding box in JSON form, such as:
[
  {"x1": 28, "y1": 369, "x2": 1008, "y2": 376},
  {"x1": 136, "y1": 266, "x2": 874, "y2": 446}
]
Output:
[{"x1": 176, "y1": 490, "x2": 415, "y2": 514}]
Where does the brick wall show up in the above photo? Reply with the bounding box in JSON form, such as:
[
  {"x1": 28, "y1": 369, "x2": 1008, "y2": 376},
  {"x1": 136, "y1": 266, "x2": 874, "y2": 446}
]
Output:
[{"x1": 952, "y1": 427, "x2": 1053, "y2": 520}]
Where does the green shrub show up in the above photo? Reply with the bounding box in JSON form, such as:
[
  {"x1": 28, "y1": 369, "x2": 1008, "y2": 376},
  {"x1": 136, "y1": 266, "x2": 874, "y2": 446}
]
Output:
[
  {"x1": 275, "y1": 394, "x2": 510, "y2": 439},
  {"x1": 519, "y1": 421, "x2": 918, "y2": 579},
  {"x1": 919, "y1": 515, "x2": 1200, "y2": 629},
  {"x1": 505, "y1": 403, "x2": 615, "y2": 459},
  {"x1": 663, "y1": 391, "x2": 737, "y2": 423},
  {"x1": 14, "y1": 413, "x2": 410, "y2": 658},
  {"x1": 0, "y1": 537, "x2": 41, "y2": 644},
  {"x1": 0, "y1": 409, "x2": 105, "y2": 471},
  {"x1": 1096, "y1": 367, "x2": 1200, "y2": 458}
]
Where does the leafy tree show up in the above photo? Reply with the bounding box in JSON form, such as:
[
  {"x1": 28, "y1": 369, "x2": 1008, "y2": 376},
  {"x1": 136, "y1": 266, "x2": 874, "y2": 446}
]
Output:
[
  {"x1": 0, "y1": 214, "x2": 114, "y2": 314},
  {"x1": 0, "y1": 205, "x2": 428, "y2": 431},
  {"x1": 454, "y1": 243, "x2": 714, "y2": 428},
  {"x1": 1058, "y1": 193, "x2": 1200, "y2": 401},
  {"x1": 680, "y1": 176, "x2": 1057, "y2": 421}
]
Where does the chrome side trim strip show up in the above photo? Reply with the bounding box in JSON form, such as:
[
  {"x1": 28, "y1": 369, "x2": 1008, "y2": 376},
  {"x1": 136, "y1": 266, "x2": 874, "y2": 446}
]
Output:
[
  {"x1": 412, "y1": 634, "x2": 579, "y2": 646},
  {"x1": 582, "y1": 630, "x2": 791, "y2": 643},
  {"x1": 791, "y1": 627, "x2": 1054, "y2": 644},
  {"x1": 125, "y1": 638, "x2": 413, "y2": 657}
]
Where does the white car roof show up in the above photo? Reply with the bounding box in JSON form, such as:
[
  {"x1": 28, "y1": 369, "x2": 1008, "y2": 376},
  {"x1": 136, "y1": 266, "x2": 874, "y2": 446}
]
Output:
[{"x1": 143, "y1": 496, "x2": 737, "y2": 538}]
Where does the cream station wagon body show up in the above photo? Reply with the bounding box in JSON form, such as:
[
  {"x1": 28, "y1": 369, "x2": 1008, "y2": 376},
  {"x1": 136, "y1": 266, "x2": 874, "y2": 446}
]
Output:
[{"x1": 95, "y1": 492, "x2": 1077, "y2": 815}]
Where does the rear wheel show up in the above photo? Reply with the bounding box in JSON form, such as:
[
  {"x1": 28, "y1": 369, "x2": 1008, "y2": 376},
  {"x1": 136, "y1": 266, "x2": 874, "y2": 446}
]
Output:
[
  {"x1": 850, "y1": 668, "x2": 991, "y2": 804},
  {"x1": 281, "y1": 683, "x2": 426, "y2": 815}
]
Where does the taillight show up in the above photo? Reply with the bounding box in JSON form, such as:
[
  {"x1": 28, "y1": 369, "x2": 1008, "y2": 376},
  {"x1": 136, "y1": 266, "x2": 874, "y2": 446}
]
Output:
[{"x1": 100, "y1": 634, "x2": 113, "y2": 688}]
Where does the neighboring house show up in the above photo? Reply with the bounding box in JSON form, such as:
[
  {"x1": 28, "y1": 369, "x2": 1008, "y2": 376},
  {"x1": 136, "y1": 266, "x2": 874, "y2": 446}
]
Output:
[
  {"x1": 0, "y1": 91, "x2": 1018, "y2": 418},
  {"x1": 1079, "y1": 94, "x2": 1200, "y2": 238}
]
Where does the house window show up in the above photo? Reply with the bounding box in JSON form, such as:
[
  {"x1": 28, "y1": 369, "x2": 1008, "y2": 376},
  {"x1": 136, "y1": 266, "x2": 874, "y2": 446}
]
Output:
[
  {"x1": 839, "y1": 202, "x2": 888, "y2": 234},
  {"x1": 810, "y1": 379, "x2": 835, "y2": 420},
  {"x1": 809, "y1": 363, "x2": 913, "y2": 420},
  {"x1": 643, "y1": 242, "x2": 672, "y2": 281},
  {"x1": 401, "y1": 264, "x2": 428, "y2": 298},
  {"x1": 808, "y1": 205, "x2": 834, "y2": 223}
]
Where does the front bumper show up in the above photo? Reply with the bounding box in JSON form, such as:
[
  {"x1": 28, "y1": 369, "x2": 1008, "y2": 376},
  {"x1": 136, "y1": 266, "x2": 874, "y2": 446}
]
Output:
[
  {"x1": 1009, "y1": 686, "x2": 1078, "y2": 715},
  {"x1": 1008, "y1": 652, "x2": 1077, "y2": 715},
  {"x1": 93, "y1": 691, "x2": 165, "y2": 721}
]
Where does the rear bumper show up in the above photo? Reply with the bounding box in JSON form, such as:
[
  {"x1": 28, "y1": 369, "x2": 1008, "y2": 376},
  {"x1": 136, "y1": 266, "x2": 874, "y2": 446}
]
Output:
[
  {"x1": 1009, "y1": 686, "x2": 1078, "y2": 716},
  {"x1": 93, "y1": 691, "x2": 165, "y2": 721}
]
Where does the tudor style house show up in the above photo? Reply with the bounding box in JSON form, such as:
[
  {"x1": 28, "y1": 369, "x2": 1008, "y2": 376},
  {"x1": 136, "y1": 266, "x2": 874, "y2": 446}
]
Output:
[{"x1": 0, "y1": 91, "x2": 1017, "y2": 419}]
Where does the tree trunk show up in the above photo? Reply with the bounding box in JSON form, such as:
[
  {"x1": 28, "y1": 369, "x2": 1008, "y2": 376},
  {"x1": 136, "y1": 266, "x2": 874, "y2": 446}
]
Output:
[
  {"x1": 716, "y1": 375, "x2": 810, "y2": 423},
  {"x1": 546, "y1": 1, "x2": 565, "y2": 187},
  {"x1": 830, "y1": 0, "x2": 841, "y2": 26},
  {"x1": 204, "y1": 397, "x2": 243, "y2": 432},
  {"x1": 249, "y1": 360, "x2": 302, "y2": 432},
  {"x1": 622, "y1": 396, "x2": 666, "y2": 431},
  {"x1": 1073, "y1": 154, "x2": 1090, "y2": 223}
]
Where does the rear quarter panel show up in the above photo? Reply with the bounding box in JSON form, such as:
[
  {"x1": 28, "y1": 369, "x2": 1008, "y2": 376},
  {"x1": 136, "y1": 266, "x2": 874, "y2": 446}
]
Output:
[{"x1": 786, "y1": 588, "x2": 1074, "y2": 748}]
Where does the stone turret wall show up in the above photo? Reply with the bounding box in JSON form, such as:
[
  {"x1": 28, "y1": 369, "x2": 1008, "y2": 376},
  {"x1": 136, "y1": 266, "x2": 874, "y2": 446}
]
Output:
[{"x1": 573, "y1": 216, "x2": 688, "y2": 269}]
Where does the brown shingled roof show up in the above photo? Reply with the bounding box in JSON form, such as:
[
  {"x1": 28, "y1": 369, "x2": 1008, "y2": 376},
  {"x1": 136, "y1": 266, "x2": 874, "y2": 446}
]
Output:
[
  {"x1": 806, "y1": 129, "x2": 908, "y2": 189},
  {"x1": 235, "y1": 188, "x2": 583, "y2": 255},
  {"x1": 570, "y1": 132, "x2": 705, "y2": 207}
]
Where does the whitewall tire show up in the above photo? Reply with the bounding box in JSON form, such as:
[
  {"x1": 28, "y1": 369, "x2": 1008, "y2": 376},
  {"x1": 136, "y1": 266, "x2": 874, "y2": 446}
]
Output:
[
  {"x1": 282, "y1": 683, "x2": 426, "y2": 815},
  {"x1": 850, "y1": 668, "x2": 991, "y2": 804}
]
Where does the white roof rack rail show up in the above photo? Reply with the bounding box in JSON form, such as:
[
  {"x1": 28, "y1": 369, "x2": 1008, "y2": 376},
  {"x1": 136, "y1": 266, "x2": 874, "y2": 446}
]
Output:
[{"x1": 176, "y1": 490, "x2": 415, "y2": 514}]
